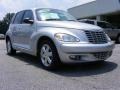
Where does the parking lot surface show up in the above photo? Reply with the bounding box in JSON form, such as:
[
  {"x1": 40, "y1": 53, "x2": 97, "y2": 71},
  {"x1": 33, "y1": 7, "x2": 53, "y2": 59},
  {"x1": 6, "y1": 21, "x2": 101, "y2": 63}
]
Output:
[{"x1": 0, "y1": 40, "x2": 120, "y2": 90}]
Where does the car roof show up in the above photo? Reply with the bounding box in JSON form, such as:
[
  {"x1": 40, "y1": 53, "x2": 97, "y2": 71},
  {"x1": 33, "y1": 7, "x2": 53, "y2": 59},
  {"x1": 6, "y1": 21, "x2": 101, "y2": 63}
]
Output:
[{"x1": 17, "y1": 8, "x2": 65, "y2": 13}]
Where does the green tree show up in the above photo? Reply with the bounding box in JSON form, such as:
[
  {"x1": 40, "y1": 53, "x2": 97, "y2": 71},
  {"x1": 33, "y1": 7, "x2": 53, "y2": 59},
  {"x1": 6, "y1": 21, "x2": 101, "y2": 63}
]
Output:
[{"x1": 0, "y1": 13, "x2": 15, "y2": 34}]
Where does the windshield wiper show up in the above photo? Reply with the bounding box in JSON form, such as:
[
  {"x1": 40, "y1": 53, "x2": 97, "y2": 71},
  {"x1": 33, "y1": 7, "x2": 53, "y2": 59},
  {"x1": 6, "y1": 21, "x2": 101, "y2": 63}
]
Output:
[
  {"x1": 45, "y1": 19, "x2": 61, "y2": 21},
  {"x1": 67, "y1": 20, "x2": 76, "y2": 21},
  {"x1": 45, "y1": 19, "x2": 76, "y2": 21}
]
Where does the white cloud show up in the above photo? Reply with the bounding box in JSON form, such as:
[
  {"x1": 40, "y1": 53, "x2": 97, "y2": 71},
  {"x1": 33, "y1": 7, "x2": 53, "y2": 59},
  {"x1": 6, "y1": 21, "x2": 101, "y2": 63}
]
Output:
[{"x1": 0, "y1": 0, "x2": 95, "y2": 20}]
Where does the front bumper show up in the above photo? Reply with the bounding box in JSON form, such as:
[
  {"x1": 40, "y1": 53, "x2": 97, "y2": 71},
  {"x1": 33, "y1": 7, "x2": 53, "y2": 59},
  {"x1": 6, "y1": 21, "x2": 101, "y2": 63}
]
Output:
[{"x1": 58, "y1": 41, "x2": 115, "y2": 63}]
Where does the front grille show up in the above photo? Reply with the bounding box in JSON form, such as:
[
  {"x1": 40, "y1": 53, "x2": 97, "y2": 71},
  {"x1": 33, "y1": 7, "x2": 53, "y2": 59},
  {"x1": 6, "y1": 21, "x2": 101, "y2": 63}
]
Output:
[
  {"x1": 85, "y1": 31, "x2": 108, "y2": 44},
  {"x1": 93, "y1": 52, "x2": 110, "y2": 60}
]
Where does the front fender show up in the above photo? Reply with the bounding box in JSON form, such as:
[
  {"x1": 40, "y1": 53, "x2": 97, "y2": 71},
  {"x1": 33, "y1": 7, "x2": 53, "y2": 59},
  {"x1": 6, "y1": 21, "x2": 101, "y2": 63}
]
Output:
[{"x1": 30, "y1": 27, "x2": 61, "y2": 56}]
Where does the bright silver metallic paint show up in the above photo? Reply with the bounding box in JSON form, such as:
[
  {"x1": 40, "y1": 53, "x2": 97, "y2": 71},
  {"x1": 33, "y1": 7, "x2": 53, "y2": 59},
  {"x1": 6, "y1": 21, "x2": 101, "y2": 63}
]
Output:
[{"x1": 6, "y1": 8, "x2": 115, "y2": 63}]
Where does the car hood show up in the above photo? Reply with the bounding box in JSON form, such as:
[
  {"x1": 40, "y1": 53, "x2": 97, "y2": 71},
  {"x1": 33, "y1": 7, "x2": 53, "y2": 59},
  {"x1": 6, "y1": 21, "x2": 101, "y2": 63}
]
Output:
[{"x1": 37, "y1": 21, "x2": 102, "y2": 31}]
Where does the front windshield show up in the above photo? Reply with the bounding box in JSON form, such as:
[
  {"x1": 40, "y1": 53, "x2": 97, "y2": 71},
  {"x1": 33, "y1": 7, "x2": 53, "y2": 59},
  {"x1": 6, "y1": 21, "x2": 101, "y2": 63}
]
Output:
[{"x1": 36, "y1": 9, "x2": 76, "y2": 21}]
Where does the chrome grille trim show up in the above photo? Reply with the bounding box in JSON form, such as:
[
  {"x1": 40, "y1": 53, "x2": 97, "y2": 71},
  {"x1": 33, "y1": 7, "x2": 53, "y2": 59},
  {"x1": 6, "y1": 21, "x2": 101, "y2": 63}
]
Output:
[{"x1": 85, "y1": 31, "x2": 108, "y2": 44}]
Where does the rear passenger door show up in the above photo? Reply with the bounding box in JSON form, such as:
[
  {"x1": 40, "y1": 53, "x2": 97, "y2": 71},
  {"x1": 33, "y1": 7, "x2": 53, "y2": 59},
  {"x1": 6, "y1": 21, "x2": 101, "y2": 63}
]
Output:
[{"x1": 12, "y1": 11, "x2": 25, "y2": 47}]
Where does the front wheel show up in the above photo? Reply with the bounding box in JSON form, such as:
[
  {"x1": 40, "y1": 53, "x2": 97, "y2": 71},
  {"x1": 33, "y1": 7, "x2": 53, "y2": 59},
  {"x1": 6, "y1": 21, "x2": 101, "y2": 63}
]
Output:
[
  {"x1": 6, "y1": 39, "x2": 16, "y2": 55},
  {"x1": 38, "y1": 40, "x2": 60, "y2": 70}
]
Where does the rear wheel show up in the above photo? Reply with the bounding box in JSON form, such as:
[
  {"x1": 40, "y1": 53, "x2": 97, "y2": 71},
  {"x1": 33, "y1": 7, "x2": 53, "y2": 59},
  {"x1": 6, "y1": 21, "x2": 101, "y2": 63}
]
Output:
[
  {"x1": 38, "y1": 40, "x2": 60, "y2": 70},
  {"x1": 6, "y1": 39, "x2": 16, "y2": 55}
]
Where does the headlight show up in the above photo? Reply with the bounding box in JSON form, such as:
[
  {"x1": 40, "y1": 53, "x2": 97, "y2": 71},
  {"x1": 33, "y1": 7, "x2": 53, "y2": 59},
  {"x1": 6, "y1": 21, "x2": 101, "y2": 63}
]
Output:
[
  {"x1": 105, "y1": 34, "x2": 111, "y2": 42},
  {"x1": 55, "y1": 33, "x2": 80, "y2": 42}
]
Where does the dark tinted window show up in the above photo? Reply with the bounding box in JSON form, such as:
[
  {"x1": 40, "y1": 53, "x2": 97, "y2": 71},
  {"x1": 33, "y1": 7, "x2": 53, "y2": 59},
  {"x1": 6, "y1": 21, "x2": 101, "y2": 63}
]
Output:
[
  {"x1": 22, "y1": 10, "x2": 34, "y2": 23},
  {"x1": 97, "y1": 22, "x2": 112, "y2": 28},
  {"x1": 13, "y1": 11, "x2": 24, "y2": 24},
  {"x1": 85, "y1": 21, "x2": 94, "y2": 25},
  {"x1": 79, "y1": 21, "x2": 85, "y2": 23}
]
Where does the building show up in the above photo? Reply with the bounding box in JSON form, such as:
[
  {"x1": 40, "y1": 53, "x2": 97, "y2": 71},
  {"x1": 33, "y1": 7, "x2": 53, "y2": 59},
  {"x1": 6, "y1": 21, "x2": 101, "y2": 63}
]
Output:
[{"x1": 68, "y1": 0, "x2": 120, "y2": 27}]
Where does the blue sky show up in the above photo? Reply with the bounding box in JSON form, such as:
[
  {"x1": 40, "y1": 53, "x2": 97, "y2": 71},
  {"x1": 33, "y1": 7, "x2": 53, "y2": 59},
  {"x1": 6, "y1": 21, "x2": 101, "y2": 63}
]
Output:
[{"x1": 0, "y1": 0, "x2": 95, "y2": 20}]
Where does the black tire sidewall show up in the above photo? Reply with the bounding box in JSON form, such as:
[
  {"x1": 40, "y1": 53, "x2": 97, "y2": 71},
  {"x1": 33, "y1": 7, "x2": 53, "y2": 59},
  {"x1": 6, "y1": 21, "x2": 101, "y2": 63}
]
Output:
[
  {"x1": 6, "y1": 40, "x2": 16, "y2": 55},
  {"x1": 38, "y1": 40, "x2": 60, "y2": 69}
]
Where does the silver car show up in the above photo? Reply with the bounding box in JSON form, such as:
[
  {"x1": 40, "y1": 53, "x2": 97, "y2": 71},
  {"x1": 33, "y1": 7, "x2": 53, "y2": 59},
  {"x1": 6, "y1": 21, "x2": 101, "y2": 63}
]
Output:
[{"x1": 6, "y1": 8, "x2": 115, "y2": 69}]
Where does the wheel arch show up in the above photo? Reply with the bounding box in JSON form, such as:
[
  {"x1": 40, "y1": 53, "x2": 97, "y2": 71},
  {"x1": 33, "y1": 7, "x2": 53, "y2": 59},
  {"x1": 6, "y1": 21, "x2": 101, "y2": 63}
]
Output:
[{"x1": 36, "y1": 36, "x2": 57, "y2": 56}]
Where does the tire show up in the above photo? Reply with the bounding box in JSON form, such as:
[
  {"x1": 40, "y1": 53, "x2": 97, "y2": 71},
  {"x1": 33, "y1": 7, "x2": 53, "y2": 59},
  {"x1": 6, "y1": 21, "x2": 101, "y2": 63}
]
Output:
[
  {"x1": 116, "y1": 35, "x2": 120, "y2": 44},
  {"x1": 38, "y1": 40, "x2": 60, "y2": 70},
  {"x1": 93, "y1": 60, "x2": 105, "y2": 64},
  {"x1": 6, "y1": 39, "x2": 16, "y2": 55}
]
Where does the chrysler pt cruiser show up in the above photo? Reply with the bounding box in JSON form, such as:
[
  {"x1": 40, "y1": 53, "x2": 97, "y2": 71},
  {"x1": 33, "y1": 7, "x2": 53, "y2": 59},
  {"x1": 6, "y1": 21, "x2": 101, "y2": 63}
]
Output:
[{"x1": 6, "y1": 8, "x2": 115, "y2": 69}]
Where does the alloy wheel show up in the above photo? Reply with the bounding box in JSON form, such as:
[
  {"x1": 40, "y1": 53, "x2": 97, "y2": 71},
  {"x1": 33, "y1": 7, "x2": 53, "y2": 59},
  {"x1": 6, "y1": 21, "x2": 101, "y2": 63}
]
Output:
[{"x1": 40, "y1": 44, "x2": 53, "y2": 67}]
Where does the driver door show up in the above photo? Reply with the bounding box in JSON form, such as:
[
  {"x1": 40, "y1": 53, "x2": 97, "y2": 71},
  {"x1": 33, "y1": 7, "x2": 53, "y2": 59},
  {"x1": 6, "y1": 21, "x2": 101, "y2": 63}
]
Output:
[{"x1": 20, "y1": 10, "x2": 35, "y2": 50}]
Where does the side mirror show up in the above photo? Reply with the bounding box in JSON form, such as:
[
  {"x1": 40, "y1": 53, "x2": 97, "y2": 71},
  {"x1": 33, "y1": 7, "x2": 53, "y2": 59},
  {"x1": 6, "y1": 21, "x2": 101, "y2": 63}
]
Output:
[{"x1": 23, "y1": 18, "x2": 34, "y2": 24}]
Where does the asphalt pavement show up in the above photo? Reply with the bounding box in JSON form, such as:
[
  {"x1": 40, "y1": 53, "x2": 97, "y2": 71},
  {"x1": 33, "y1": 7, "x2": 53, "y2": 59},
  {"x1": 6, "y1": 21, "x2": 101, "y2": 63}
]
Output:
[{"x1": 0, "y1": 40, "x2": 120, "y2": 90}]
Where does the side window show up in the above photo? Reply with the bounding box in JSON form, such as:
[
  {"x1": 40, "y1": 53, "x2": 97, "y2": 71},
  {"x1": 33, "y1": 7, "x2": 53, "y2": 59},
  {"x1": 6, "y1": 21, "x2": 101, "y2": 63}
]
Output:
[
  {"x1": 13, "y1": 11, "x2": 24, "y2": 24},
  {"x1": 79, "y1": 21, "x2": 85, "y2": 23},
  {"x1": 97, "y1": 22, "x2": 113, "y2": 29},
  {"x1": 97, "y1": 22, "x2": 106, "y2": 28},
  {"x1": 22, "y1": 10, "x2": 34, "y2": 23},
  {"x1": 85, "y1": 21, "x2": 94, "y2": 25}
]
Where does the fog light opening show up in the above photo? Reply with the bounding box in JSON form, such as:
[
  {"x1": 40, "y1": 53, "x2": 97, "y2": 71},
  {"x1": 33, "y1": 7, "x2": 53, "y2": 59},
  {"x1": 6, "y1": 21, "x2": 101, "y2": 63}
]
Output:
[{"x1": 69, "y1": 55, "x2": 81, "y2": 60}]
